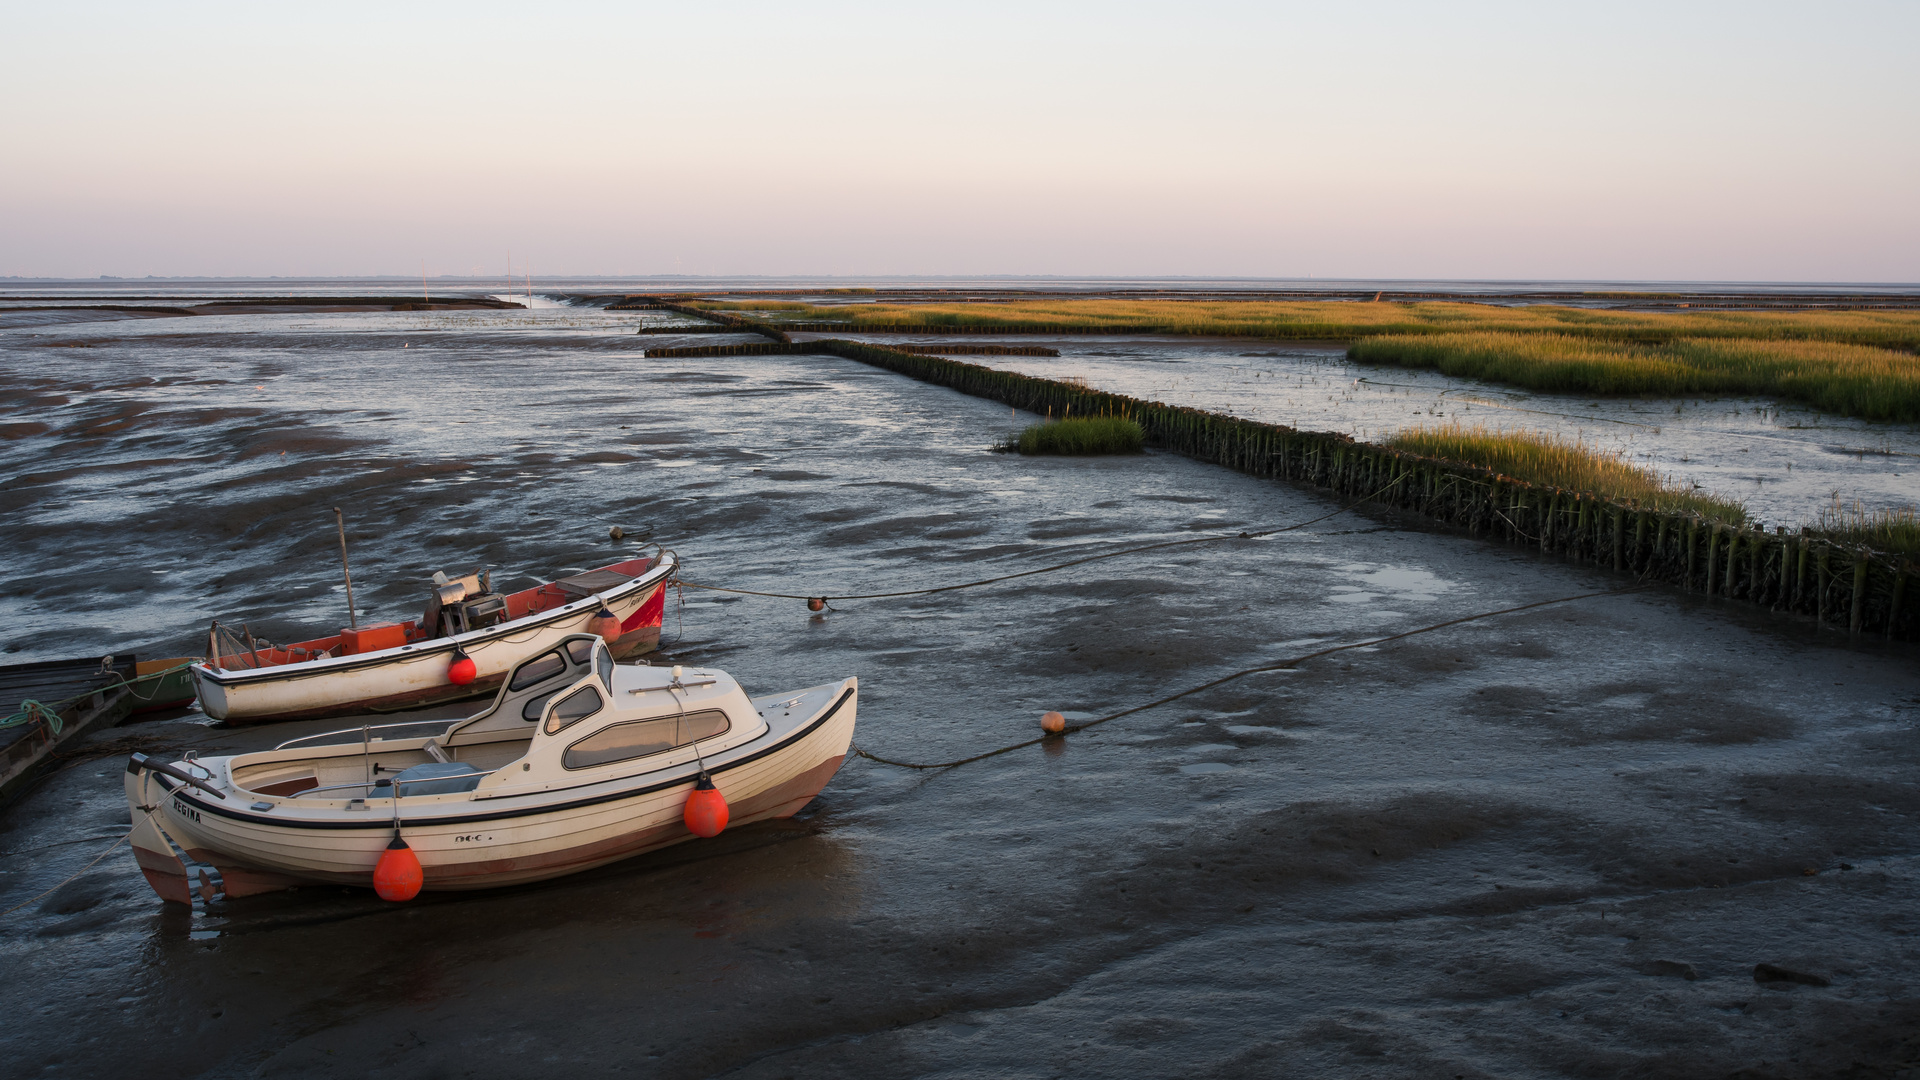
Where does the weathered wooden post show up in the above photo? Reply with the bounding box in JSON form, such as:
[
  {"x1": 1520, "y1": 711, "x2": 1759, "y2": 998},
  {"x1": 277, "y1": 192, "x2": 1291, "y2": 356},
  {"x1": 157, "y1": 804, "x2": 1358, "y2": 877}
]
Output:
[
  {"x1": 1816, "y1": 545, "x2": 1830, "y2": 626},
  {"x1": 1850, "y1": 553, "x2": 1869, "y2": 636},
  {"x1": 1685, "y1": 519, "x2": 1699, "y2": 592},
  {"x1": 1775, "y1": 534, "x2": 1791, "y2": 608},
  {"x1": 1704, "y1": 525, "x2": 1722, "y2": 596},
  {"x1": 1890, "y1": 566, "x2": 1909, "y2": 640},
  {"x1": 1794, "y1": 537, "x2": 1810, "y2": 611}
]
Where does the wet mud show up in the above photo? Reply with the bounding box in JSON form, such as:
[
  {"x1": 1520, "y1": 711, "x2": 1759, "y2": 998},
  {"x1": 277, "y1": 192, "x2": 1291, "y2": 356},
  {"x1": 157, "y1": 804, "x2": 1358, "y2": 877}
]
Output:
[{"x1": 2, "y1": 306, "x2": 1919, "y2": 1077}]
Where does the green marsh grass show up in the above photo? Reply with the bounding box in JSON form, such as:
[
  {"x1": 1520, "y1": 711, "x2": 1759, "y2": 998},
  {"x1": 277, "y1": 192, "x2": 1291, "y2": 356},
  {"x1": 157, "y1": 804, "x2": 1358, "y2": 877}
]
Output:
[
  {"x1": 694, "y1": 298, "x2": 1920, "y2": 350},
  {"x1": 1811, "y1": 500, "x2": 1920, "y2": 558},
  {"x1": 1349, "y1": 333, "x2": 1920, "y2": 422},
  {"x1": 1385, "y1": 422, "x2": 1747, "y2": 523},
  {"x1": 999, "y1": 416, "x2": 1145, "y2": 456}
]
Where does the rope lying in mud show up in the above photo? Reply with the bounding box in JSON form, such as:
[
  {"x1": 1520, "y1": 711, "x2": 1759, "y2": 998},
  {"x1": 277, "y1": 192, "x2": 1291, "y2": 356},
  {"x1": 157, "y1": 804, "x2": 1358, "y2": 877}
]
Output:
[
  {"x1": 852, "y1": 585, "x2": 1648, "y2": 771},
  {"x1": 0, "y1": 805, "x2": 162, "y2": 919},
  {"x1": 678, "y1": 477, "x2": 1406, "y2": 605}
]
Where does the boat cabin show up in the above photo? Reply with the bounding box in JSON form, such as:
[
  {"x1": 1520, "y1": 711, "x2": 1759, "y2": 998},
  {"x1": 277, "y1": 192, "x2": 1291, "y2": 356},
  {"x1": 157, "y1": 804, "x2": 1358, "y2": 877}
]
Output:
[{"x1": 221, "y1": 635, "x2": 768, "y2": 807}]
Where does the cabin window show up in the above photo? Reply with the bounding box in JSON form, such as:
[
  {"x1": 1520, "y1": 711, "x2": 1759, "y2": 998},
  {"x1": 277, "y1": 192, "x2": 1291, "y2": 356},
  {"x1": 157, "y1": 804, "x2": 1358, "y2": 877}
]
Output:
[
  {"x1": 565, "y1": 638, "x2": 596, "y2": 665},
  {"x1": 509, "y1": 650, "x2": 567, "y2": 691},
  {"x1": 542, "y1": 685, "x2": 604, "y2": 734},
  {"x1": 521, "y1": 692, "x2": 557, "y2": 722},
  {"x1": 596, "y1": 647, "x2": 614, "y2": 692},
  {"x1": 563, "y1": 709, "x2": 730, "y2": 770}
]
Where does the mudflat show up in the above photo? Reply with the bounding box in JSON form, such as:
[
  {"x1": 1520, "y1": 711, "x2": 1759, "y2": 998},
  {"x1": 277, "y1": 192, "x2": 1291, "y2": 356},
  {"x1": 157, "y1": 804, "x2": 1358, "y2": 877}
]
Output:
[{"x1": 2, "y1": 305, "x2": 1916, "y2": 1077}]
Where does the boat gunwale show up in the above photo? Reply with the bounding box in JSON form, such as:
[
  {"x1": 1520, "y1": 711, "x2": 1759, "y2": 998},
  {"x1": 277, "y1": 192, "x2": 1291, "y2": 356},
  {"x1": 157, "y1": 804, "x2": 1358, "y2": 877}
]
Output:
[
  {"x1": 190, "y1": 555, "x2": 676, "y2": 687},
  {"x1": 154, "y1": 684, "x2": 854, "y2": 831}
]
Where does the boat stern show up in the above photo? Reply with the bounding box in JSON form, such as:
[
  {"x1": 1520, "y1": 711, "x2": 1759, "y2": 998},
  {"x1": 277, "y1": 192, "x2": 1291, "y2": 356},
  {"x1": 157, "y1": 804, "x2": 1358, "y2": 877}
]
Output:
[{"x1": 189, "y1": 665, "x2": 230, "y2": 720}]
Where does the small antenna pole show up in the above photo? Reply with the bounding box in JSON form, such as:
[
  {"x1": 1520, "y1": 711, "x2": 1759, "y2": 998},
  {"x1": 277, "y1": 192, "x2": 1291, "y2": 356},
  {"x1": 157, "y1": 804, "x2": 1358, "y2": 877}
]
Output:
[
  {"x1": 422, "y1": 259, "x2": 429, "y2": 304},
  {"x1": 334, "y1": 507, "x2": 359, "y2": 629}
]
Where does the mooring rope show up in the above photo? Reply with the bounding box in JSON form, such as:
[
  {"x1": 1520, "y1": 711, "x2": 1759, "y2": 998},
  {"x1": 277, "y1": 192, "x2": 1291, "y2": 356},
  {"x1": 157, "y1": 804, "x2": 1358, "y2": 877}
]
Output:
[
  {"x1": 679, "y1": 477, "x2": 1407, "y2": 605},
  {"x1": 0, "y1": 660, "x2": 197, "y2": 732},
  {"x1": 851, "y1": 585, "x2": 1648, "y2": 771},
  {"x1": 0, "y1": 805, "x2": 163, "y2": 919},
  {"x1": 0, "y1": 700, "x2": 63, "y2": 734}
]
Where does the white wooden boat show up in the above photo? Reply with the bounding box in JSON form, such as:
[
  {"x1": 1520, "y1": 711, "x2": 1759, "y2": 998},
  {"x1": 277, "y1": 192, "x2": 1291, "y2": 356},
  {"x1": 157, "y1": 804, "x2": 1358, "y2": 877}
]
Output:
[
  {"x1": 192, "y1": 552, "x2": 676, "y2": 724},
  {"x1": 126, "y1": 634, "x2": 856, "y2": 900}
]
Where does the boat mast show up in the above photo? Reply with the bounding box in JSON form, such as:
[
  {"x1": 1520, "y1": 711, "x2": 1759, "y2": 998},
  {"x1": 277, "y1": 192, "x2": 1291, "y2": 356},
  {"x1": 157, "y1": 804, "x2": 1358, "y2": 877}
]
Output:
[{"x1": 334, "y1": 507, "x2": 358, "y2": 630}]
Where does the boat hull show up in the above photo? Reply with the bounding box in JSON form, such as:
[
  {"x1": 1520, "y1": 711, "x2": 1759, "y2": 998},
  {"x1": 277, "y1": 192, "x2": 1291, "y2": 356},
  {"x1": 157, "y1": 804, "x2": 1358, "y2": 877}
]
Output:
[
  {"x1": 193, "y1": 558, "x2": 672, "y2": 725},
  {"x1": 129, "y1": 658, "x2": 198, "y2": 714},
  {"x1": 129, "y1": 679, "x2": 855, "y2": 895}
]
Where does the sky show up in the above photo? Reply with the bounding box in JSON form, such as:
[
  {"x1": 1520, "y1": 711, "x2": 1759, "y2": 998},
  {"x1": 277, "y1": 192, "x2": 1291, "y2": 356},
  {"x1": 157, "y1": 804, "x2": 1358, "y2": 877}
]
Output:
[{"x1": 3, "y1": 1, "x2": 1916, "y2": 282}]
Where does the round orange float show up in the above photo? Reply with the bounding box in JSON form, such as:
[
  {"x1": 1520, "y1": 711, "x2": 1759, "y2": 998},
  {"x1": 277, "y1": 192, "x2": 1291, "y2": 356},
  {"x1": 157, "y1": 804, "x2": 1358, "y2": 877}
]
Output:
[
  {"x1": 683, "y1": 773, "x2": 729, "y2": 837},
  {"x1": 447, "y1": 646, "x2": 477, "y2": 686},
  {"x1": 372, "y1": 834, "x2": 424, "y2": 901}
]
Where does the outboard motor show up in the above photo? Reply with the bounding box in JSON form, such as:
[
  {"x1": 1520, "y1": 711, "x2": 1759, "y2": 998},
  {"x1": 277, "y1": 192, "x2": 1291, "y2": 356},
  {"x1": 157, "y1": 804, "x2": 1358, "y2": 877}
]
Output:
[{"x1": 422, "y1": 569, "x2": 509, "y2": 637}]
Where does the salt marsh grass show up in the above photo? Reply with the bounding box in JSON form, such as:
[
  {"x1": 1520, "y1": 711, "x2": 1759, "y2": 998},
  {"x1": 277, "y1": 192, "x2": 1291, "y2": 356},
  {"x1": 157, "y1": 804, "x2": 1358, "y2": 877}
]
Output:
[
  {"x1": 999, "y1": 416, "x2": 1145, "y2": 456},
  {"x1": 1386, "y1": 421, "x2": 1747, "y2": 523},
  {"x1": 699, "y1": 299, "x2": 1920, "y2": 350},
  {"x1": 1351, "y1": 333, "x2": 1920, "y2": 422},
  {"x1": 1812, "y1": 499, "x2": 1920, "y2": 557}
]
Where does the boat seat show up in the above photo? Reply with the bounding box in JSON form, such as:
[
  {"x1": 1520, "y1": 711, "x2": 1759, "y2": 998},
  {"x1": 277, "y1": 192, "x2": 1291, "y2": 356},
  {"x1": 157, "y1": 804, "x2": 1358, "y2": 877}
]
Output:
[
  {"x1": 553, "y1": 569, "x2": 633, "y2": 600},
  {"x1": 391, "y1": 761, "x2": 483, "y2": 797}
]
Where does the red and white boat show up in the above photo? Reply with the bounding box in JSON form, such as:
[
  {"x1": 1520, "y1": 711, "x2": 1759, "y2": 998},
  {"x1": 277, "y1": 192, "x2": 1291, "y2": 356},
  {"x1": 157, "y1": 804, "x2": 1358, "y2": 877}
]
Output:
[
  {"x1": 127, "y1": 634, "x2": 856, "y2": 898},
  {"x1": 191, "y1": 552, "x2": 676, "y2": 724}
]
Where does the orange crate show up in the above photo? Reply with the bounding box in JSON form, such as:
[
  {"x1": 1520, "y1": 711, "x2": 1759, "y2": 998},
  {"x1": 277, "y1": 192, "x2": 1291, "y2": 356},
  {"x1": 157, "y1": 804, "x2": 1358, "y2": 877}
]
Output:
[{"x1": 339, "y1": 623, "x2": 408, "y2": 656}]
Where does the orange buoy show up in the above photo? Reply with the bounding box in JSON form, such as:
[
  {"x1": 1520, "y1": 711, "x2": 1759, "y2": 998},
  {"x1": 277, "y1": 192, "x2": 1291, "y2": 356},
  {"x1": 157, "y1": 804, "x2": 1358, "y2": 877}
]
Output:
[
  {"x1": 372, "y1": 834, "x2": 424, "y2": 901},
  {"x1": 683, "y1": 772, "x2": 729, "y2": 837},
  {"x1": 447, "y1": 646, "x2": 477, "y2": 686},
  {"x1": 588, "y1": 605, "x2": 622, "y2": 642},
  {"x1": 1041, "y1": 711, "x2": 1067, "y2": 734},
  {"x1": 807, "y1": 597, "x2": 826, "y2": 612}
]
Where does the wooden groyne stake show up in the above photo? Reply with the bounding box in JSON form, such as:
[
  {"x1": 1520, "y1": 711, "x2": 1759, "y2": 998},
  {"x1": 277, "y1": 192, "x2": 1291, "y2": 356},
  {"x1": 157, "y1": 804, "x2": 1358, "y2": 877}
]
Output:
[
  {"x1": 1851, "y1": 554, "x2": 1870, "y2": 636},
  {"x1": 756, "y1": 334, "x2": 1912, "y2": 639},
  {"x1": 1890, "y1": 568, "x2": 1909, "y2": 640},
  {"x1": 1817, "y1": 547, "x2": 1830, "y2": 626}
]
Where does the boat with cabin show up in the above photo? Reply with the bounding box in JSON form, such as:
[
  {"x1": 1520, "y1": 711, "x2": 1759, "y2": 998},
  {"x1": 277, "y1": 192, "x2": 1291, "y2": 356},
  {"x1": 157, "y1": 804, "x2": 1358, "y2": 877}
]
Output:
[{"x1": 126, "y1": 634, "x2": 855, "y2": 899}]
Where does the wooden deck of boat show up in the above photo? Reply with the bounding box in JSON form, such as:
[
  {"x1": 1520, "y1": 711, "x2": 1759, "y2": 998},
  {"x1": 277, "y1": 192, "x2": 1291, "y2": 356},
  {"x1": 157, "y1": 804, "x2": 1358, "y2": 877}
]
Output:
[{"x1": 0, "y1": 655, "x2": 140, "y2": 808}]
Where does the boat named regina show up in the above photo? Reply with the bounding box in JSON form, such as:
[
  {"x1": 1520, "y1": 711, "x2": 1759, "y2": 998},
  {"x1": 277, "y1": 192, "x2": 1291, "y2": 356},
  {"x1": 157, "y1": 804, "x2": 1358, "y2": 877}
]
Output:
[{"x1": 127, "y1": 634, "x2": 856, "y2": 898}]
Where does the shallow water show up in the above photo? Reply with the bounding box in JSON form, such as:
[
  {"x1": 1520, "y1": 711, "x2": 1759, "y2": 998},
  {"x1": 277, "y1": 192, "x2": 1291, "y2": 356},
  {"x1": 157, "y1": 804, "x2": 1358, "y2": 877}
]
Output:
[
  {"x1": 830, "y1": 334, "x2": 1920, "y2": 526},
  {"x1": 3, "y1": 307, "x2": 1919, "y2": 1077}
]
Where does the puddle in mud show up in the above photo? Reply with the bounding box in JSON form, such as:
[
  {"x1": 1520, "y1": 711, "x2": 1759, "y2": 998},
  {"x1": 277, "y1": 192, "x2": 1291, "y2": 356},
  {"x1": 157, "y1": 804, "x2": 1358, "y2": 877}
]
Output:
[{"x1": 3, "y1": 306, "x2": 1918, "y2": 1077}]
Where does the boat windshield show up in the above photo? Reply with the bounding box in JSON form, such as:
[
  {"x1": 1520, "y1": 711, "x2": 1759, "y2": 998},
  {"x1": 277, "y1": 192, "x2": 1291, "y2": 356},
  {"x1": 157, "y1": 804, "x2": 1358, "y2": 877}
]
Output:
[
  {"x1": 542, "y1": 685, "x2": 604, "y2": 735},
  {"x1": 510, "y1": 650, "x2": 567, "y2": 691},
  {"x1": 596, "y1": 647, "x2": 613, "y2": 691},
  {"x1": 563, "y1": 709, "x2": 731, "y2": 770}
]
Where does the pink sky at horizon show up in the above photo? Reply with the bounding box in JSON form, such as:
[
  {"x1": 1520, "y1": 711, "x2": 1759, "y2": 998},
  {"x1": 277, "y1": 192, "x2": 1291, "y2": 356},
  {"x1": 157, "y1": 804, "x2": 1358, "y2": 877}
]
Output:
[{"x1": 4, "y1": 1, "x2": 1916, "y2": 283}]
